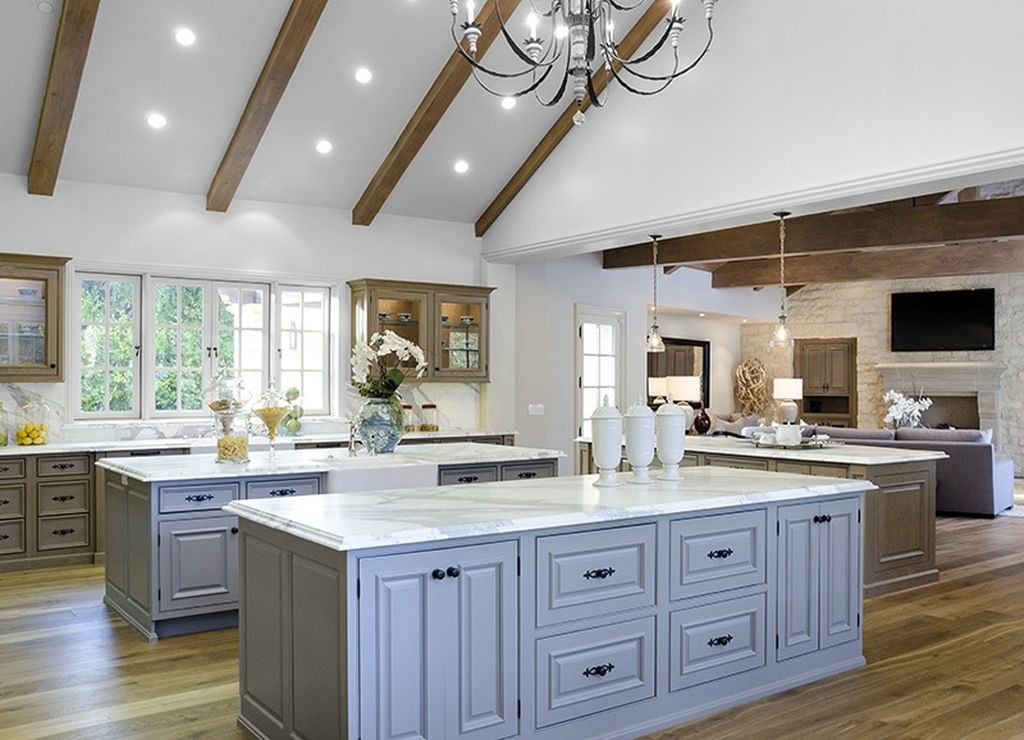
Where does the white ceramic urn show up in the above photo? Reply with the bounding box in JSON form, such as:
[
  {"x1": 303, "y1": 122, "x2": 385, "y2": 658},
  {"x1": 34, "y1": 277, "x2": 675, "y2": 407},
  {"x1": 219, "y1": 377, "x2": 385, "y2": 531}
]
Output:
[
  {"x1": 590, "y1": 396, "x2": 623, "y2": 487},
  {"x1": 624, "y1": 396, "x2": 656, "y2": 484},
  {"x1": 655, "y1": 399, "x2": 686, "y2": 480},
  {"x1": 774, "y1": 422, "x2": 802, "y2": 447}
]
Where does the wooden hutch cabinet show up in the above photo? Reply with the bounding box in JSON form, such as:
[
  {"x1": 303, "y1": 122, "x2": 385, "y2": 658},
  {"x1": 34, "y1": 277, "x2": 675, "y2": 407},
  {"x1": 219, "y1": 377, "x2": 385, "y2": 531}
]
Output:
[
  {"x1": 794, "y1": 338, "x2": 858, "y2": 427},
  {"x1": 0, "y1": 253, "x2": 69, "y2": 382},
  {"x1": 348, "y1": 279, "x2": 495, "y2": 382}
]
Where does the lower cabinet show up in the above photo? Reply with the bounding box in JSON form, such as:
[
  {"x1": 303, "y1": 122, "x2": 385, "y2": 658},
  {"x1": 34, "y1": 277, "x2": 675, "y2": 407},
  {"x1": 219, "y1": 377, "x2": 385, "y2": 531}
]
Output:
[
  {"x1": 157, "y1": 515, "x2": 239, "y2": 612},
  {"x1": 439, "y1": 459, "x2": 558, "y2": 486},
  {"x1": 778, "y1": 498, "x2": 861, "y2": 661},
  {"x1": 358, "y1": 540, "x2": 519, "y2": 740},
  {"x1": 669, "y1": 593, "x2": 766, "y2": 691}
]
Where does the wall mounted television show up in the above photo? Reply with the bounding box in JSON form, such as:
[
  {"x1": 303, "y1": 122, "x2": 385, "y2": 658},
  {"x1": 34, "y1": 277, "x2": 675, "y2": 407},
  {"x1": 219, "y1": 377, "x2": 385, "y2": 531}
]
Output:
[{"x1": 890, "y1": 288, "x2": 995, "y2": 351}]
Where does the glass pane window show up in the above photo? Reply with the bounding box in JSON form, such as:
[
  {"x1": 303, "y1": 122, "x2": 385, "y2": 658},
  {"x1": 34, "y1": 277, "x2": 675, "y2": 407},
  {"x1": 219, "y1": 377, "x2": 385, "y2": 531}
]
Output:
[
  {"x1": 152, "y1": 280, "x2": 206, "y2": 413},
  {"x1": 278, "y1": 286, "x2": 330, "y2": 415},
  {"x1": 216, "y1": 284, "x2": 266, "y2": 392},
  {"x1": 576, "y1": 309, "x2": 624, "y2": 442},
  {"x1": 76, "y1": 274, "x2": 140, "y2": 416}
]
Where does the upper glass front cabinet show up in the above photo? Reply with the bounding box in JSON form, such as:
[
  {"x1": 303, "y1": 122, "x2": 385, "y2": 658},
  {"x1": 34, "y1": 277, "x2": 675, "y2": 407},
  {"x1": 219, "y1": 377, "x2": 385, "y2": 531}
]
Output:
[{"x1": 0, "y1": 254, "x2": 68, "y2": 382}]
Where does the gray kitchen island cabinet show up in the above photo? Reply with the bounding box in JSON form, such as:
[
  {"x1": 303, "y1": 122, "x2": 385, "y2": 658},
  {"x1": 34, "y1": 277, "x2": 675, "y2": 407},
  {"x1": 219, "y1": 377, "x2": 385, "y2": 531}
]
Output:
[{"x1": 227, "y1": 468, "x2": 873, "y2": 739}]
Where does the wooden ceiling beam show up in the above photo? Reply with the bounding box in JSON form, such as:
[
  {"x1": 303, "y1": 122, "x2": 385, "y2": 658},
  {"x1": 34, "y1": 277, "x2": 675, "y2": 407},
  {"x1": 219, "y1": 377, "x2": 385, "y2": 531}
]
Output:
[
  {"x1": 710, "y1": 241, "x2": 1024, "y2": 288},
  {"x1": 352, "y1": 0, "x2": 525, "y2": 226},
  {"x1": 206, "y1": 0, "x2": 327, "y2": 212},
  {"x1": 474, "y1": 0, "x2": 673, "y2": 238},
  {"x1": 602, "y1": 195, "x2": 1024, "y2": 269},
  {"x1": 27, "y1": 0, "x2": 101, "y2": 196}
]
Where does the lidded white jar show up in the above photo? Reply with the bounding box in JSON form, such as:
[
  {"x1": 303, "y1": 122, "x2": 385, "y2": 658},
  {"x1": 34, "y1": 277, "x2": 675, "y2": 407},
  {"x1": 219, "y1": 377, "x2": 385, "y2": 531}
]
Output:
[
  {"x1": 590, "y1": 396, "x2": 623, "y2": 488},
  {"x1": 624, "y1": 396, "x2": 655, "y2": 484},
  {"x1": 655, "y1": 399, "x2": 686, "y2": 480}
]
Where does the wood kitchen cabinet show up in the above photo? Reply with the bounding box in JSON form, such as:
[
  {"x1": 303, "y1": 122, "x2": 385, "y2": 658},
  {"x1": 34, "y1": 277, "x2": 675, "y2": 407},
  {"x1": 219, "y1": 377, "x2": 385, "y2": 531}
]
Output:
[
  {"x1": 348, "y1": 279, "x2": 494, "y2": 382},
  {"x1": 0, "y1": 253, "x2": 69, "y2": 382},
  {"x1": 795, "y1": 338, "x2": 857, "y2": 427}
]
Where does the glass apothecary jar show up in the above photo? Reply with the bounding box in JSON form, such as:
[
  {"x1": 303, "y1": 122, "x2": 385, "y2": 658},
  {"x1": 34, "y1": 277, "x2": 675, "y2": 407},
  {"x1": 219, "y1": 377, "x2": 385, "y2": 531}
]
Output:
[
  {"x1": 419, "y1": 403, "x2": 439, "y2": 432},
  {"x1": 16, "y1": 400, "x2": 50, "y2": 446},
  {"x1": 204, "y1": 370, "x2": 251, "y2": 414},
  {"x1": 402, "y1": 403, "x2": 417, "y2": 432},
  {"x1": 253, "y1": 382, "x2": 289, "y2": 463},
  {"x1": 0, "y1": 406, "x2": 8, "y2": 446},
  {"x1": 215, "y1": 410, "x2": 251, "y2": 464}
]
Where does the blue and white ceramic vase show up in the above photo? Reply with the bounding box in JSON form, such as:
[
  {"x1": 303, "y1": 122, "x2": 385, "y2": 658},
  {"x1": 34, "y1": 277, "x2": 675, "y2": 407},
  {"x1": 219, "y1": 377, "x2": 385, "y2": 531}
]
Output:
[{"x1": 355, "y1": 398, "x2": 404, "y2": 454}]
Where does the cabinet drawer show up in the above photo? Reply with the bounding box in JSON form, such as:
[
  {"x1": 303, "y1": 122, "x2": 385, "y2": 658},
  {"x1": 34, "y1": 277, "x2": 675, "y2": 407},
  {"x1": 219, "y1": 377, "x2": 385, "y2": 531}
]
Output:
[
  {"x1": 501, "y1": 461, "x2": 557, "y2": 481},
  {"x1": 669, "y1": 593, "x2": 766, "y2": 691},
  {"x1": 36, "y1": 455, "x2": 91, "y2": 477},
  {"x1": 37, "y1": 480, "x2": 90, "y2": 515},
  {"x1": 439, "y1": 465, "x2": 499, "y2": 486},
  {"x1": 0, "y1": 520, "x2": 25, "y2": 555},
  {"x1": 705, "y1": 456, "x2": 770, "y2": 471},
  {"x1": 535, "y1": 616, "x2": 655, "y2": 728},
  {"x1": 0, "y1": 459, "x2": 27, "y2": 479},
  {"x1": 37, "y1": 514, "x2": 90, "y2": 550},
  {"x1": 536, "y1": 524, "x2": 656, "y2": 627},
  {"x1": 0, "y1": 484, "x2": 26, "y2": 518},
  {"x1": 158, "y1": 482, "x2": 240, "y2": 513},
  {"x1": 670, "y1": 509, "x2": 766, "y2": 600},
  {"x1": 245, "y1": 476, "x2": 320, "y2": 500}
]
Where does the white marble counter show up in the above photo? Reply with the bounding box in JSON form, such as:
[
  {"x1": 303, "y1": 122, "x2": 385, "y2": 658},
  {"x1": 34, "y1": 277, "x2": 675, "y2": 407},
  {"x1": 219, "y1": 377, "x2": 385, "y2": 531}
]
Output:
[
  {"x1": 225, "y1": 467, "x2": 873, "y2": 552},
  {"x1": 95, "y1": 443, "x2": 563, "y2": 483},
  {"x1": 682, "y1": 436, "x2": 946, "y2": 465}
]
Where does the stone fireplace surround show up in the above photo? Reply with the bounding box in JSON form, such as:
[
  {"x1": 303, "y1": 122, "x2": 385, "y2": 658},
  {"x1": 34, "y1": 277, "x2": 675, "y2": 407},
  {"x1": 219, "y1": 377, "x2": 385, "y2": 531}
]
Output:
[{"x1": 875, "y1": 362, "x2": 1006, "y2": 444}]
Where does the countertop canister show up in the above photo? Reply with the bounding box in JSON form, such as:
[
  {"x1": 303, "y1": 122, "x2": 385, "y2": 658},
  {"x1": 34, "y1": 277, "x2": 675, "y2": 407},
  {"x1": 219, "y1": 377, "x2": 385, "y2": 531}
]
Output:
[
  {"x1": 624, "y1": 396, "x2": 655, "y2": 484},
  {"x1": 590, "y1": 396, "x2": 623, "y2": 487}
]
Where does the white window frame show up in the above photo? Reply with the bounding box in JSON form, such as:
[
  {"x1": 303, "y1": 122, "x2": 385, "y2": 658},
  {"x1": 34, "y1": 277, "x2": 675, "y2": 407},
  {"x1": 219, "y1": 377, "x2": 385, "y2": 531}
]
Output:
[
  {"x1": 574, "y1": 304, "x2": 626, "y2": 441},
  {"x1": 276, "y1": 284, "x2": 331, "y2": 416}
]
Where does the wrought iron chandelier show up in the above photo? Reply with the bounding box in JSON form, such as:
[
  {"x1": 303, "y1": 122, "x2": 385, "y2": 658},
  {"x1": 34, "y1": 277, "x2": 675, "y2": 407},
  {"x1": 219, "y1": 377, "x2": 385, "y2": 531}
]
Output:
[{"x1": 449, "y1": 0, "x2": 719, "y2": 125}]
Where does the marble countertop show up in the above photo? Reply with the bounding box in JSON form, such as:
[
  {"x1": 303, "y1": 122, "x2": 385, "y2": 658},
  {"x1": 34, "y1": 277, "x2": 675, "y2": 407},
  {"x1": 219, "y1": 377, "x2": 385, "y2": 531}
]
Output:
[
  {"x1": 225, "y1": 467, "x2": 874, "y2": 552},
  {"x1": 95, "y1": 443, "x2": 564, "y2": 482},
  {"x1": 0, "y1": 429, "x2": 518, "y2": 458},
  {"x1": 682, "y1": 436, "x2": 946, "y2": 465}
]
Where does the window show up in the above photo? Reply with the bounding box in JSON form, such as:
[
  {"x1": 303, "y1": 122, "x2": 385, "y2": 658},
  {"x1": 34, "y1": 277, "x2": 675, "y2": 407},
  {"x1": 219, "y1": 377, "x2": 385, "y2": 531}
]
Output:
[
  {"x1": 73, "y1": 271, "x2": 328, "y2": 420},
  {"x1": 575, "y1": 305, "x2": 625, "y2": 440},
  {"x1": 278, "y1": 286, "x2": 330, "y2": 415}
]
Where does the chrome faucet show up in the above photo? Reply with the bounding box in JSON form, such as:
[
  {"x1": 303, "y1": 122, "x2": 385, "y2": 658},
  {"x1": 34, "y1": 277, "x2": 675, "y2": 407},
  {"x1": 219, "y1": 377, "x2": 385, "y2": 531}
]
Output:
[{"x1": 348, "y1": 418, "x2": 362, "y2": 457}]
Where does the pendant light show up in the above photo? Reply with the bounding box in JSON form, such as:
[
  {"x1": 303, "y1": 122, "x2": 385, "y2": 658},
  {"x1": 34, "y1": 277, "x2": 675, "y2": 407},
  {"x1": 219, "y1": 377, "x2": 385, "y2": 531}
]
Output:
[
  {"x1": 646, "y1": 234, "x2": 665, "y2": 353},
  {"x1": 769, "y1": 211, "x2": 795, "y2": 349}
]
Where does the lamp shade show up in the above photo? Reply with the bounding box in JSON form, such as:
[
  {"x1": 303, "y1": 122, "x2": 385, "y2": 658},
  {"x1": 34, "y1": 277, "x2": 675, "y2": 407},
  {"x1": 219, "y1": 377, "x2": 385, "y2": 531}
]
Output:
[
  {"x1": 773, "y1": 377, "x2": 804, "y2": 401},
  {"x1": 648, "y1": 377, "x2": 668, "y2": 397},
  {"x1": 667, "y1": 375, "x2": 702, "y2": 403}
]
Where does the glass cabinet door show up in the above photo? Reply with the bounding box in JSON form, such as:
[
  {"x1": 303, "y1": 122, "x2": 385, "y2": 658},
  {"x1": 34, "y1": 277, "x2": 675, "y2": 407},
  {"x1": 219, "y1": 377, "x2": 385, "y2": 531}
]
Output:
[
  {"x1": 0, "y1": 254, "x2": 67, "y2": 382},
  {"x1": 371, "y1": 288, "x2": 430, "y2": 371},
  {"x1": 435, "y1": 293, "x2": 488, "y2": 380}
]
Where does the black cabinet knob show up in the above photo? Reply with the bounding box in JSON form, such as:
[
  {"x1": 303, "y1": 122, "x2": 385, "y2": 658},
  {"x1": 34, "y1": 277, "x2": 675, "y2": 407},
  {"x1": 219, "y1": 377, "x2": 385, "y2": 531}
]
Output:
[
  {"x1": 49, "y1": 363, "x2": 57, "y2": 369},
  {"x1": 432, "y1": 568, "x2": 446, "y2": 580},
  {"x1": 230, "y1": 527, "x2": 239, "y2": 534},
  {"x1": 446, "y1": 566, "x2": 461, "y2": 578}
]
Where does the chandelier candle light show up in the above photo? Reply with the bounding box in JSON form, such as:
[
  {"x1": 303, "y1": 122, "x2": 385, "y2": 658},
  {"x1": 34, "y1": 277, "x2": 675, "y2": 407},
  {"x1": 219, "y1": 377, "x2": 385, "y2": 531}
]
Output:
[
  {"x1": 769, "y1": 210, "x2": 794, "y2": 349},
  {"x1": 450, "y1": 0, "x2": 718, "y2": 125}
]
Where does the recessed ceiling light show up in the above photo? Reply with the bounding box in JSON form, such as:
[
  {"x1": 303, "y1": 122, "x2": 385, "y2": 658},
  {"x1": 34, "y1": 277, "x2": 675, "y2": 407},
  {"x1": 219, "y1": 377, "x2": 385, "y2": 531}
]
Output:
[
  {"x1": 37, "y1": 2, "x2": 53, "y2": 13},
  {"x1": 501, "y1": 97, "x2": 516, "y2": 111},
  {"x1": 146, "y1": 112, "x2": 167, "y2": 130},
  {"x1": 699, "y1": 313, "x2": 706, "y2": 317},
  {"x1": 742, "y1": 319, "x2": 748, "y2": 323},
  {"x1": 354, "y1": 67, "x2": 373, "y2": 84},
  {"x1": 315, "y1": 139, "x2": 333, "y2": 155},
  {"x1": 453, "y1": 160, "x2": 469, "y2": 174},
  {"x1": 174, "y1": 27, "x2": 196, "y2": 47}
]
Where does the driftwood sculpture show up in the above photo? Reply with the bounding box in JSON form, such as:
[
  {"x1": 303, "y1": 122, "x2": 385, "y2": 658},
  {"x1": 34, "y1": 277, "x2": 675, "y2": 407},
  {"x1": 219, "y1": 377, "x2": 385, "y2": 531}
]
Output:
[{"x1": 735, "y1": 358, "x2": 770, "y2": 417}]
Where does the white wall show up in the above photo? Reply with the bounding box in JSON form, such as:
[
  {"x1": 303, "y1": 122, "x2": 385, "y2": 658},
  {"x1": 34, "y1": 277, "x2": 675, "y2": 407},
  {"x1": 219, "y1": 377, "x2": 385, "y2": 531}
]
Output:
[
  {"x1": 483, "y1": 0, "x2": 1024, "y2": 260},
  {"x1": 514, "y1": 252, "x2": 775, "y2": 471},
  {"x1": 657, "y1": 312, "x2": 743, "y2": 415},
  {"x1": 0, "y1": 174, "x2": 515, "y2": 433}
]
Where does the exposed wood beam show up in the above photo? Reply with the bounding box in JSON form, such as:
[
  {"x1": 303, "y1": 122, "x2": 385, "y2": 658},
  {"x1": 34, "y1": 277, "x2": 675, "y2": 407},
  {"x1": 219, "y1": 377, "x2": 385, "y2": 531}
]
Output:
[
  {"x1": 475, "y1": 0, "x2": 673, "y2": 237},
  {"x1": 710, "y1": 241, "x2": 1024, "y2": 288},
  {"x1": 27, "y1": 0, "x2": 101, "y2": 196},
  {"x1": 602, "y1": 196, "x2": 1024, "y2": 269},
  {"x1": 352, "y1": 0, "x2": 524, "y2": 226},
  {"x1": 206, "y1": 0, "x2": 327, "y2": 212}
]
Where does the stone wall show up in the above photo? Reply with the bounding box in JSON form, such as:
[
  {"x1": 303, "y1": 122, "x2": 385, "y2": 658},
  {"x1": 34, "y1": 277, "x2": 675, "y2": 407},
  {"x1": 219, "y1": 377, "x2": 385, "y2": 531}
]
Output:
[{"x1": 740, "y1": 274, "x2": 1023, "y2": 473}]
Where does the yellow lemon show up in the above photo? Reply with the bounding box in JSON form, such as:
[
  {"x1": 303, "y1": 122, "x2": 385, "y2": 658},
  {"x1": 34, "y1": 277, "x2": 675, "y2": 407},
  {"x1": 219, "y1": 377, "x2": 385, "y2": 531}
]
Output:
[
  {"x1": 16, "y1": 430, "x2": 26, "y2": 440},
  {"x1": 28, "y1": 430, "x2": 39, "y2": 439},
  {"x1": 32, "y1": 437, "x2": 44, "y2": 445},
  {"x1": 23, "y1": 423, "x2": 35, "y2": 434}
]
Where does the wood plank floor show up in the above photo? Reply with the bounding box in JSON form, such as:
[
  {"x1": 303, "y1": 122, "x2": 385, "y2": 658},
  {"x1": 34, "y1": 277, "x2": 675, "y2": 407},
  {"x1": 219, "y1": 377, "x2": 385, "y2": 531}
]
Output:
[{"x1": 3, "y1": 516, "x2": 1024, "y2": 739}]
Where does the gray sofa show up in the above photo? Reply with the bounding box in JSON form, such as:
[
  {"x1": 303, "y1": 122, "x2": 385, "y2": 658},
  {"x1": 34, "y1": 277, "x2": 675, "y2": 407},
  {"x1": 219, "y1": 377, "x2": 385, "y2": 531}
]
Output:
[{"x1": 810, "y1": 426, "x2": 1015, "y2": 517}]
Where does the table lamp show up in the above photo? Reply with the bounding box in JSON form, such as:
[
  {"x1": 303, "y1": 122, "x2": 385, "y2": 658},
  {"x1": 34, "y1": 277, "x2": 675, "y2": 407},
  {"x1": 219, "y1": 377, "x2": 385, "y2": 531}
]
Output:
[
  {"x1": 647, "y1": 377, "x2": 668, "y2": 405},
  {"x1": 773, "y1": 378, "x2": 804, "y2": 424},
  {"x1": 667, "y1": 375, "x2": 702, "y2": 430}
]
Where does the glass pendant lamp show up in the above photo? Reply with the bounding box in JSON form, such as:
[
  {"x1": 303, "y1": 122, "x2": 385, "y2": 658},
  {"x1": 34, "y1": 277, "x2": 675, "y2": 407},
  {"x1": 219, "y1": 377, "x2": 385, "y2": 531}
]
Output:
[
  {"x1": 646, "y1": 234, "x2": 665, "y2": 353},
  {"x1": 769, "y1": 211, "x2": 795, "y2": 349}
]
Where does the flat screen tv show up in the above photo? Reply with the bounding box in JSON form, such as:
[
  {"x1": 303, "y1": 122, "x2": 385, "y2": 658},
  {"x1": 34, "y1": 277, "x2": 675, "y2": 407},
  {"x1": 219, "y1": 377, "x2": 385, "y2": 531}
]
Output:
[{"x1": 890, "y1": 288, "x2": 995, "y2": 352}]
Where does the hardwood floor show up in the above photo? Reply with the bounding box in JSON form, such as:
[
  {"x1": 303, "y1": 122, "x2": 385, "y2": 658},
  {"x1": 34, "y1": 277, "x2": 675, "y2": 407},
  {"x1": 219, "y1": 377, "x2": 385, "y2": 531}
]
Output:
[{"x1": 3, "y1": 516, "x2": 1024, "y2": 739}]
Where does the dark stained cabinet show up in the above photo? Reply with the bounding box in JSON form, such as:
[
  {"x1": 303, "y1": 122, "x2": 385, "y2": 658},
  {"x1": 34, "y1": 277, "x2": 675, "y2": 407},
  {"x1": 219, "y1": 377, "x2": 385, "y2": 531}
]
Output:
[{"x1": 795, "y1": 338, "x2": 857, "y2": 427}]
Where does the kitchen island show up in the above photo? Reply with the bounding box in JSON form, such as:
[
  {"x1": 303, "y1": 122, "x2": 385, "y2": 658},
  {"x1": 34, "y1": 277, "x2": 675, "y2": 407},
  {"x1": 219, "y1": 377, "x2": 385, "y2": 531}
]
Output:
[
  {"x1": 227, "y1": 468, "x2": 873, "y2": 740},
  {"x1": 578, "y1": 435, "x2": 944, "y2": 597},
  {"x1": 97, "y1": 443, "x2": 562, "y2": 639}
]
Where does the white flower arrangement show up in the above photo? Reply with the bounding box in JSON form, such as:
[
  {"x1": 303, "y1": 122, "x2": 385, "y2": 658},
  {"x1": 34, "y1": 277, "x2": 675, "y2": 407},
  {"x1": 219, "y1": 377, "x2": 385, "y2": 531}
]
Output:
[
  {"x1": 350, "y1": 330, "x2": 427, "y2": 399},
  {"x1": 882, "y1": 389, "x2": 932, "y2": 429}
]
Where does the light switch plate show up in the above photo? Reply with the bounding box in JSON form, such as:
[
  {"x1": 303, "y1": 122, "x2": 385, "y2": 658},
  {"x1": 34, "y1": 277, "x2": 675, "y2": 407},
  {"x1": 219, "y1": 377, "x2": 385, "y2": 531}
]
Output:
[{"x1": 528, "y1": 404, "x2": 544, "y2": 416}]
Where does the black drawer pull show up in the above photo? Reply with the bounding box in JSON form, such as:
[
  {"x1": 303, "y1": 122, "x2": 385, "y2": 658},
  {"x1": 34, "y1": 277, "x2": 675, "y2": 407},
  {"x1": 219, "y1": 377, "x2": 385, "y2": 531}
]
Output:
[
  {"x1": 0, "y1": 499, "x2": 9, "y2": 506},
  {"x1": 0, "y1": 466, "x2": 10, "y2": 473},
  {"x1": 185, "y1": 494, "x2": 215, "y2": 503},
  {"x1": 813, "y1": 514, "x2": 833, "y2": 524},
  {"x1": 707, "y1": 548, "x2": 734, "y2": 560},
  {"x1": 432, "y1": 568, "x2": 446, "y2": 580},
  {"x1": 50, "y1": 463, "x2": 76, "y2": 470},
  {"x1": 707, "y1": 634, "x2": 734, "y2": 648},
  {"x1": 231, "y1": 527, "x2": 239, "y2": 534},
  {"x1": 268, "y1": 488, "x2": 296, "y2": 497},
  {"x1": 582, "y1": 662, "x2": 614, "y2": 678},
  {"x1": 516, "y1": 471, "x2": 538, "y2": 479},
  {"x1": 52, "y1": 528, "x2": 76, "y2": 536},
  {"x1": 813, "y1": 515, "x2": 822, "y2": 524},
  {"x1": 0, "y1": 534, "x2": 9, "y2": 541},
  {"x1": 456, "y1": 475, "x2": 479, "y2": 484},
  {"x1": 583, "y1": 567, "x2": 616, "y2": 580},
  {"x1": 52, "y1": 495, "x2": 76, "y2": 502}
]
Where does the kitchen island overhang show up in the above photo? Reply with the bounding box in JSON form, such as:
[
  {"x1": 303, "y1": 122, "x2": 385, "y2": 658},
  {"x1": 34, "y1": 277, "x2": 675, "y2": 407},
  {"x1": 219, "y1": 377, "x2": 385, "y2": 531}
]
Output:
[{"x1": 227, "y1": 468, "x2": 875, "y2": 740}]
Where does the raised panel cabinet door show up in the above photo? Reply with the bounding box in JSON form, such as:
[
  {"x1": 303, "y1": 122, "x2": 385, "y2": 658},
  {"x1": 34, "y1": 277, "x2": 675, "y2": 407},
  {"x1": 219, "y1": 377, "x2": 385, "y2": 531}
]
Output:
[
  {"x1": 825, "y1": 343, "x2": 851, "y2": 395},
  {"x1": 157, "y1": 516, "x2": 238, "y2": 612},
  {"x1": 800, "y1": 344, "x2": 829, "y2": 394},
  {"x1": 820, "y1": 498, "x2": 861, "y2": 650},
  {"x1": 777, "y1": 502, "x2": 820, "y2": 661}
]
